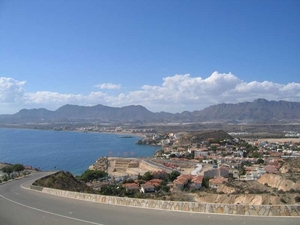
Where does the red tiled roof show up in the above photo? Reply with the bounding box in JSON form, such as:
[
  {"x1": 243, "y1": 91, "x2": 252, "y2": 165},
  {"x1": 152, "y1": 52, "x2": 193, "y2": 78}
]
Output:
[{"x1": 209, "y1": 177, "x2": 228, "y2": 184}]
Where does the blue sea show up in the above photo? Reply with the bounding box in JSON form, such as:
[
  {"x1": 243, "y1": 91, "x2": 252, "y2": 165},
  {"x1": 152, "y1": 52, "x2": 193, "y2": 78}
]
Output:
[{"x1": 0, "y1": 128, "x2": 160, "y2": 175}]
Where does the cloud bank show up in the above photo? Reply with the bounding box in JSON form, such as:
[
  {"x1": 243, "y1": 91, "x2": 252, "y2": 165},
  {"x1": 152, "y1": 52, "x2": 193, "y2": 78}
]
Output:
[{"x1": 1, "y1": 72, "x2": 300, "y2": 114}]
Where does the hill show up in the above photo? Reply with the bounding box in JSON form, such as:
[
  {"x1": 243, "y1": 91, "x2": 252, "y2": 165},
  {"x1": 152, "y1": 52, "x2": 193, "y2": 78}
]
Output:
[
  {"x1": 1, "y1": 99, "x2": 300, "y2": 124},
  {"x1": 177, "y1": 130, "x2": 233, "y2": 146},
  {"x1": 197, "y1": 98, "x2": 300, "y2": 123},
  {"x1": 33, "y1": 171, "x2": 94, "y2": 193}
]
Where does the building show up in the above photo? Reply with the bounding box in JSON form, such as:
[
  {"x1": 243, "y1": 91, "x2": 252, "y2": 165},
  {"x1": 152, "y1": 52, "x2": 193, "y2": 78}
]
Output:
[
  {"x1": 122, "y1": 183, "x2": 140, "y2": 193},
  {"x1": 204, "y1": 168, "x2": 229, "y2": 178},
  {"x1": 140, "y1": 184, "x2": 155, "y2": 193},
  {"x1": 209, "y1": 177, "x2": 228, "y2": 189}
]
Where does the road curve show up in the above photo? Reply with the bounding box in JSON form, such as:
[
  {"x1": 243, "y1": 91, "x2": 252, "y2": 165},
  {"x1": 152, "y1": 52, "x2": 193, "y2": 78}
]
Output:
[{"x1": 0, "y1": 172, "x2": 299, "y2": 225}]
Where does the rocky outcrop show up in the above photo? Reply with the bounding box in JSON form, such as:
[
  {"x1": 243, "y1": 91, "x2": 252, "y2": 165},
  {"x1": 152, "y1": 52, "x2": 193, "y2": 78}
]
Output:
[
  {"x1": 258, "y1": 174, "x2": 300, "y2": 192},
  {"x1": 280, "y1": 158, "x2": 300, "y2": 178},
  {"x1": 33, "y1": 171, "x2": 93, "y2": 193},
  {"x1": 217, "y1": 184, "x2": 236, "y2": 194},
  {"x1": 196, "y1": 192, "x2": 299, "y2": 205}
]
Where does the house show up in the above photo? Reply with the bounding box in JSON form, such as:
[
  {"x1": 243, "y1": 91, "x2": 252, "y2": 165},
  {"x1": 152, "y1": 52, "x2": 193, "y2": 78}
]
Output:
[
  {"x1": 204, "y1": 167, "x2": 229, "y2": 178},
  {"x1": 140, "y1": 184, "x2": 155, "y2": 193},
  {"x1": 24, "y1": 165, "x2": 33, "y2": 170},
  {"x1": 191, "y1": 176, "x2": 204, "y2": 189},
  {"x1": 244, "y1": 166, "x2": 266, "y2": 180},
  {"x1": 194, "y1": 150, "x2": 208, "y2": 158},
  {"x1": 173, "y1": 179, "x2": 185, "y2": 189},
  {"x1": 144, "y1": 179, "x2": 163, "y2": 188},
  {"x1": 209, "y1": 177, "x2": 228, "y2": 189},
  {"x1": 123, "y1": 183, "x2": 140, "y2": 193},
  {"x1": 173, "y1": 174, "x2": 191, "y2": 189},
  {"x1": 202, "y1": 159, "x2": 213, "y2": 164},
  {"x1": 232, "y1": 170, "x2": 239, "y2": 179},
  {"x1": 264, "y1": 165, "x2": 279, "y2": 174}
]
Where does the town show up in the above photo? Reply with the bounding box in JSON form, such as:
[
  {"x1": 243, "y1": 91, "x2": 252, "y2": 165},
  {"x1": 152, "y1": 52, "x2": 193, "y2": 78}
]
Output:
[
  {"x1": 76, "y1": 127, "x2": 300, "y2": 205},
  {"x1": 1, "y1": 126, "x2": 300, "y2": 205}
]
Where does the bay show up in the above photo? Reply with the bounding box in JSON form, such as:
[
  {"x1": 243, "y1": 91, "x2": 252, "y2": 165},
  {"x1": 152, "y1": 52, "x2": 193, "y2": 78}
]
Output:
[{"x1": 0, "y1": 128, "x2": 160, "y2": 175}]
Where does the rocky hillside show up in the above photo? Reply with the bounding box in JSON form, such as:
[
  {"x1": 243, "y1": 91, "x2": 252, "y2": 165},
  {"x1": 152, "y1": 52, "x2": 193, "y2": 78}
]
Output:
[
  {"x1": 258, "y1": 174, "x2": 300, "y2": 192},
  {"x1": 196, "y1": 192, "x2": 299, "y2": 205},
  {"x1": 177, "y1": 130, "x2": 233, "y2": 145},
  {"x1": 33, "y1": 171, "x2": 94, "y2": 193},
  {"x1": 280, "y1": 157, "x2": 300, "y2": 179},
  {"x1": 197, "y1": 98, "x2": 300, "y2": 122},
  {"x1": 196, "y1": 179, "x2": 300, "y2": 205}
]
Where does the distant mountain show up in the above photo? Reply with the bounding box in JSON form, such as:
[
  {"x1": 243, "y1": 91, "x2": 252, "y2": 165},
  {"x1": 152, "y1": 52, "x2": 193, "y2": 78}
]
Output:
[
  {"x1": 195, "y1": 98, "x2": 300, "y2": 123},
  {"x1": 1, "y1": 99, "x2": 300, "y2": 124}
]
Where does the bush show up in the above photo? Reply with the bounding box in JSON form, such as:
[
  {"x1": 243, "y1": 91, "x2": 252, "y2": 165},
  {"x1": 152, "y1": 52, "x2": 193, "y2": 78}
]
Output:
[
  {"x1": 142, "y1": 171, "x2": 153, "y2": 181},
  {"x1": 295, "y1": 196, "x2": 300, "y2": 203},
  {"x1": 169, "y1": 171, "x2": 180, "y2": 182},
  {"x1": 79, "y1": 170, "x2": 107, "y2": 182},
  {"x1": 202, "y1": 176, "x2": 211, "y2": 189}
]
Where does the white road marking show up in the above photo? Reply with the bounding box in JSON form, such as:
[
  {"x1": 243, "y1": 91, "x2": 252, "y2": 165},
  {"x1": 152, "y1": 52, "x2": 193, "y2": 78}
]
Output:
[{"x1": 0, "y1": 194, "x2": 105, "y2": 225}]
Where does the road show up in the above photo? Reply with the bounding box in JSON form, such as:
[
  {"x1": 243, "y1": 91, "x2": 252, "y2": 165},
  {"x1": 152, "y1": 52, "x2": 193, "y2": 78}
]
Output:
[{"x1": 0, "y1": 172, "x2": 298, "y2": 225}]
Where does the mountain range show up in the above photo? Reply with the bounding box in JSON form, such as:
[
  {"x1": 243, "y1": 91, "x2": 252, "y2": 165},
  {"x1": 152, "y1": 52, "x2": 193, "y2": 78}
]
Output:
[{"x1": 1, "y1": 99, "x2": 300, "y2": 124}]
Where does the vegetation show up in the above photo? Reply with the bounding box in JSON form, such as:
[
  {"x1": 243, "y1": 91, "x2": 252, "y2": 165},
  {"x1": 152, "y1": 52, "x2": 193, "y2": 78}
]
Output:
[
  {"x1": 78, "y1": 169, "x2": 107, "y2": 182},
  {"x1": 1, "y1": 163, "x2": 25, "y2": 179},
  {"x1": 202, "y1": 176, "x2": 211, "y2": 188},
  {"x1": 1, "y1": 166, "x2": 13, "y2": 178},
  {"x1": 257, "y1": 158, "x2": 264, "y2": 164},
  {"x1": 100, "y1": 185, "x2": 125, "y2": 196},
  {"x1": 33, "y1": 171, "x2": 94, "y2": 193},
  {"x1": 142, "y1": 171, "x2": 153, "y2": 181},
  {"x1": 13, "y1": 164, "x2": 25, "y2": 175},
  {"x1": 169, "y1": 171, "x2": 180, "y2": 182}
]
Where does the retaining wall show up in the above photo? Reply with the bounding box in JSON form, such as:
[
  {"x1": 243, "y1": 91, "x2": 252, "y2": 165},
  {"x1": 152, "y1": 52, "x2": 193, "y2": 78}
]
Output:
[{"x1": 30, "y1": 185, "x2": 300, "y2": 216}]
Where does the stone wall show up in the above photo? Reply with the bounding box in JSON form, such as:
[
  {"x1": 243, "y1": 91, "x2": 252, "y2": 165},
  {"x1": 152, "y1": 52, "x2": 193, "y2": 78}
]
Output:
[{"x1": 31, "y1": 185, "x2": 300, "y2": 216}]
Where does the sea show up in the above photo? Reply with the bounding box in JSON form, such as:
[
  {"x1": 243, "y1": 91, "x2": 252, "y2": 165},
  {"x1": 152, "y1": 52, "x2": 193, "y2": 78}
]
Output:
[{"x1": 0, "y1": 128, "x2": 161, "y2": 175}]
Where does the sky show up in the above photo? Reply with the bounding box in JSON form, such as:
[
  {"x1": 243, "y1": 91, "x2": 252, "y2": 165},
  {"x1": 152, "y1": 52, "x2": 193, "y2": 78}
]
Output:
[{"x1": 0, "y1": 0, "x2": 299, "y2": 114}]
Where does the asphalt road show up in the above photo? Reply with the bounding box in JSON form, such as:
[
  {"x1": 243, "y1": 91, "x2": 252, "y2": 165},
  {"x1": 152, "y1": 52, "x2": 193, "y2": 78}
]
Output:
[{"x1": 0, "y1": 172, "x2": 299, "y2": 225}]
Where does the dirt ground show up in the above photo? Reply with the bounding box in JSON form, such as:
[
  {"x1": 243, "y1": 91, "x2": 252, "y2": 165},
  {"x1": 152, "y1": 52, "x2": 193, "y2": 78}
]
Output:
[
  {"x1": 258, "y1": 138, "x2": 300, "y2": 143},
  {"x1": 0, "y1": 162, "x2": 11, "y2": 170}
]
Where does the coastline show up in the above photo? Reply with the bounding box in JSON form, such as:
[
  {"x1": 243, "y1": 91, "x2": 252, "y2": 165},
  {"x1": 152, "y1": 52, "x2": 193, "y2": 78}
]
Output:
[{"x1": 0, "y1": 128, "x2": 160, "y2": 176}]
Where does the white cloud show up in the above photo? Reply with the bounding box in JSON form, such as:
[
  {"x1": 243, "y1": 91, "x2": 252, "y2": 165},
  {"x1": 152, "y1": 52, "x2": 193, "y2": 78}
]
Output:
[
  {"x1": 0, "y1": 77, "x2": 26, "y2": 102},
  {"x1": 1, "y1": 72, "x2": 300, "y2": 114},
  {"x1": 23, "y1": 91, "x2": 110, "y2": 110},
  {"x1": 95, "y1": 83, "x2": 121, "y2": 90}
]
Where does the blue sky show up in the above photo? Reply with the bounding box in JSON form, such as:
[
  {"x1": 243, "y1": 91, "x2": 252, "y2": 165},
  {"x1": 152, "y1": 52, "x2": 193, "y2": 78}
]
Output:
[{"x1": 0, "y1": 0, "x2": 299, "y2": 114}]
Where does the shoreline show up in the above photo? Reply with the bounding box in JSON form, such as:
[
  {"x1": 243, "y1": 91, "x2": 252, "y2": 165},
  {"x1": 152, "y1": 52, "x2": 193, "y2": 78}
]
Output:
[
  {"x1": 0, "y1": 126, "x2": 144, "y2": 138},
  {"x1": 0, "y1": 128, "x2": 160, "y2": 176}
]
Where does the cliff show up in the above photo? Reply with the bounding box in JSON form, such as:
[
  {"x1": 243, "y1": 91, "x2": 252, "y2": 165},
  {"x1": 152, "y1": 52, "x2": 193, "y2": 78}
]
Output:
[
  {"x1": 196, "y1": 192, "x2": 299, "y2": 205},
  {"x1": 257, "y1": 174, "x2": 300, "y2": 192}
]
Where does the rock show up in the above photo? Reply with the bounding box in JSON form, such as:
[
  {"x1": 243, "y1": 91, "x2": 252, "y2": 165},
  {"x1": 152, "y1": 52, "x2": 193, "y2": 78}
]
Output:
[{"x1": 258, "y1": 174, "x2": 300, "y2": 192}]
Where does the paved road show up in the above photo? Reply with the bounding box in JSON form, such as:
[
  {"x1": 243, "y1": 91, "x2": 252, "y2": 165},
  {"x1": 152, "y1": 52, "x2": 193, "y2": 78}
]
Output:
[{"x1": 0, "y1": 172, "x2": 298, "y2": 225}]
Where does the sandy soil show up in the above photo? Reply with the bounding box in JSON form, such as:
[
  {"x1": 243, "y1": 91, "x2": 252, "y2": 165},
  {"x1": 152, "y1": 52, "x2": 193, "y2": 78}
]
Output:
[{"x1": 258, "y1": 138, "x2": 300, "y2": 143}]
